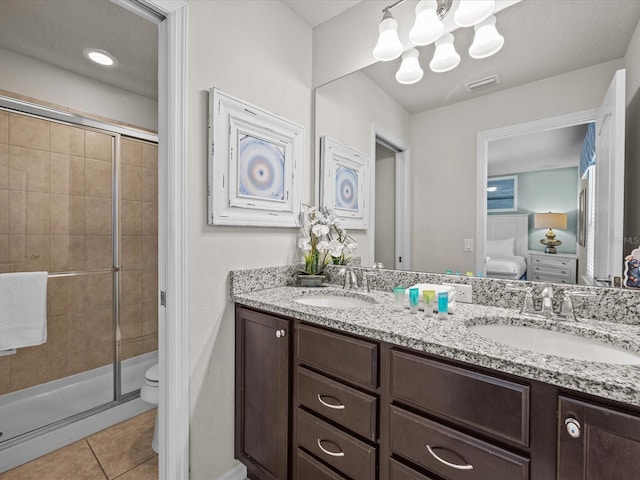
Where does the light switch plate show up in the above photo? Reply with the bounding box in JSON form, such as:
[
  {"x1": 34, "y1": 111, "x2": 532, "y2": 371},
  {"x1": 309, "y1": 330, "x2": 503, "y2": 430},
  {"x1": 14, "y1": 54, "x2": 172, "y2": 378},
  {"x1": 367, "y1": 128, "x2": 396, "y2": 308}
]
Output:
[
  {"x1": 444, "y1": 283, "x2": 473, "y2": 303},
  {"x1": 464, "y1": 238, "x2": 474, "y2": 251}
]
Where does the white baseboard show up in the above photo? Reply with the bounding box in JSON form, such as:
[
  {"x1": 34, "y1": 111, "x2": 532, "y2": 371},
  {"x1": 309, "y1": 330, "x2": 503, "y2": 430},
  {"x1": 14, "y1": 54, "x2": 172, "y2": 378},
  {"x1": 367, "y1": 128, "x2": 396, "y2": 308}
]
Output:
[{"x1": 216, "y1": 462, "x2": 247, "y2": 480}]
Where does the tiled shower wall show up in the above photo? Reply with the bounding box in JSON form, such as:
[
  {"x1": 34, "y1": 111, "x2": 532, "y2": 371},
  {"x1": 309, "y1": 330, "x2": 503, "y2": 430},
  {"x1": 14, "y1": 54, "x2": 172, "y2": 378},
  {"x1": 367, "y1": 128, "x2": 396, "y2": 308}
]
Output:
[{"x1": 0, "y1": 110, "x2": 157, "y2": 395}]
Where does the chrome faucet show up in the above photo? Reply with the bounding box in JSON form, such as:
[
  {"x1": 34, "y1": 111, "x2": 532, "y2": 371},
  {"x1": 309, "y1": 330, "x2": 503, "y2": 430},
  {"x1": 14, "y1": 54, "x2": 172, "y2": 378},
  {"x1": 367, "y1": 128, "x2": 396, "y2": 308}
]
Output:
[
  {"x1": 539, "y1": 283, "x2": 555, "y2": 318},
  {"x1": 340, "y1": 266, "x2": 359, "y2": 290},
  {"x1": 507, "y1": 283, "x2": 596, "y2": 321}
]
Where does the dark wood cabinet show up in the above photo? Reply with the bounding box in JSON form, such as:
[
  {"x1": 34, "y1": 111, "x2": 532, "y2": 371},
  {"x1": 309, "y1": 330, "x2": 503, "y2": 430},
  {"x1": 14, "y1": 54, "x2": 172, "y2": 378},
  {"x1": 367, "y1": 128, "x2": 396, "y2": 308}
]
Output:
[
  {"x1": 558, "y1": 396, "x2": 640, "y2": 480},
  {"x1": 235, "y1": 304, "x2": 640, "y2": 480},
  {"x1": 235, "y1": 306, "x2": 291, "y2": 480}
]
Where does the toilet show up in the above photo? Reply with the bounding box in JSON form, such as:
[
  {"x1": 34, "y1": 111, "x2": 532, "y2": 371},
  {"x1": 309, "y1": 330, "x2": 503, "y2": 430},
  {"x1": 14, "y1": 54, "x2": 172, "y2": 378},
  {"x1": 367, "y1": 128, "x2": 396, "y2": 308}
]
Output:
[{"x1": 140, "y1": 362, "x2": 159, "y2": 453}]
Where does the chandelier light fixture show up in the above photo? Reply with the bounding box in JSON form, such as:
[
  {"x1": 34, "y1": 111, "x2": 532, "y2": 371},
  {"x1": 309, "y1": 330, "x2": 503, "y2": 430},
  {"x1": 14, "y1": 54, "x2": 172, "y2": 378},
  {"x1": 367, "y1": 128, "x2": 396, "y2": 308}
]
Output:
[{"x1": 373, "y1": 0, "x2": 504, "y2": 84}]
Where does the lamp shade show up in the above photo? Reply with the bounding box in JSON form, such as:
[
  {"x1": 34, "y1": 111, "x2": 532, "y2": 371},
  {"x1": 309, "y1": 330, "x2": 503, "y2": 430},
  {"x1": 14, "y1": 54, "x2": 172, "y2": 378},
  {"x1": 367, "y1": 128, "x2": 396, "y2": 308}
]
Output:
[
  {"x1": 454, "y1": 0, "x2": 495, "y2": 27},
  {"x1": 429, "y1": 33, "x2": 460, "y2": 72},
  {"x1": 396, "y1": 49, "x2": 424, "y2": 84},
  {"x1": 534, "y1": 212, "x2": 567, "y2": 230},
  {"x1": 469, "y1": 15, "x2": 504, "y2": 59},
  {"x1": 410, "y1": 0, "x2": 444, "y2": 46},
  {"x1": 373, "y1": 11, "x2": 403, "y2": 61}
]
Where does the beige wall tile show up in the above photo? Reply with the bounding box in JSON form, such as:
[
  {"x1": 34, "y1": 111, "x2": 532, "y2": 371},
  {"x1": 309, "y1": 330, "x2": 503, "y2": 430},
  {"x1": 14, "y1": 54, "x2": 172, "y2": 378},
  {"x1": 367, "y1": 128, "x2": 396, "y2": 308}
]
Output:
[
  {"x1": 0, "y1": 111, "x2": 8, "y2": 144},
  {"x1": 142, "y1": 334, "x2": 158, "y2": 354},
  {"x1": 9, "y1": 113, "x2": 49, "y2": 151},
  {"x1": 85, "y1": 158, "x2": 112, "y2": 198},
  {"x1": 9, "y1": 234, "x2": 49, "y2": 272},
  {"x1": 121, "y1": 339, "x2": 144, "y2": 360},
  {"x1": 0, "y1": 234, "x2": 8, "y2": 264},
  {"x1": 50, "y1": 123, "x2": 84, "y2": 156},
  {"x1": 121, "y1": 164, "x2": 142, "y2": 201},
  {"x1": 85, "y1": 130, "x2": 113, "y2": 162},
  {"x1": 0, "y1": 367, "x2": 10, "y2": 395},
  {"x1": 121, "y1": 235, "x2": 142, "y2": 266},
  {"x1": 0, "y1": 144, "x2": 8, "y2": 189},
  {"x1": 0, "y1": 264, "x2": 10, "y2": 273},
  {"x1": 121, "y1": 138, "x2": 142, "y2": 167},
  {"x1": 85, "y1": 197, "x2": 112, "y2": 235},
  {"x1": 142, "y1": 235, "x2": 157, "y2": 266},
  {"x1": 50, "y1": 153, "x2": 84, "y2": 195},
  {"x1": 9, "y1": 145, "x2": 49, "y2": 192},
  {"x1": 0, "y1": 189, "x2": 8, "y2": 234},
  {"x1": 85, "y1": 273, "x2": 113, "y2": 311},
  {"x1": 50, "y1": 235, "x2": 85, "y2": 272},
  {"x1": 48, "y1": 275, "x2": 86, "y2": 316},
  {"x1": 120, "y1": 303, "x2": 142, "y2": 341},
  {"x1": 142, "y1": 201, "x2": 157, "y2": 236},
  {"x1": 9, "y1": 189, "x2": 26, "y2": 233},
  {"x1": 142, "y1": 167, "x2": 157, "y2": 202},
  {"x1": 142, "y1": 267, "x2": 157, "y2": 303},
  {"x1": 121, "y1": 200, "x2": 142, "y2": 235},
  {"x1": 85, "y1": 234, "x2": 112, "y2": 269},
  {"x1": 85, "y1": 308, "x2": 113, "y2": 370},
  {"x1": 121, "y1": 269, "x2": 143, "y2": 306},
  {"x1": 142, "y1": 301, "x2": 158, "y2": 336},
  {"x1": 142, "y1": 142, "x2": 158, "y2": 170},
  {"x1": 10, "y1": 345, "x2": 49, "y2": 390},
  {"x1": 50, "y1": 194, "x2": 84, "y2": 235},
  {"x1": 26, "y1": 191, "x2": 50, "y2": 234}
]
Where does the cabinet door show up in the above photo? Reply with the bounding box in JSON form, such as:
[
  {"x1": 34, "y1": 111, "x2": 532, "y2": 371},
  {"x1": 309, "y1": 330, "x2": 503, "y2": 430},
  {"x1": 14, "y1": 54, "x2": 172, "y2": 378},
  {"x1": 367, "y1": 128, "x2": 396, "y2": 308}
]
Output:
[
  {"x1": 236, "y1": 307, "x2": 290, "y2": 480},
  {"x1": 558, "y1": 396, "x2": 640, "y2": 480}
]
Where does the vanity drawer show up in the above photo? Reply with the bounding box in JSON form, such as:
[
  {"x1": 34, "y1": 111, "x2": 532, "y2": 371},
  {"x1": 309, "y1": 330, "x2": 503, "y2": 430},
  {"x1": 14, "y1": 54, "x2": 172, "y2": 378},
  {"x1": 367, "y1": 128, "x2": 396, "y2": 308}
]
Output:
[
  {"x1": 389, "y1": 458, "x2": 438, "y2": 480},
  {"x1": 297, "y1": 408, "x2": 376, "y2": 480},
  {"x1": 297, "y1": 367, "x2": 378, "y2": 441},
  {"x1": 390, "y1": 406, "x2": 529, "y2": 480},
  {"x1": 297, "y1": 449, "x2": 348, "y2": 480},
  {"x1": 297, "y1": 324, "x2": 379, "y2": 388},
  {"x1": 390, "y1": 349, "x2": 530, "y2": 447}
]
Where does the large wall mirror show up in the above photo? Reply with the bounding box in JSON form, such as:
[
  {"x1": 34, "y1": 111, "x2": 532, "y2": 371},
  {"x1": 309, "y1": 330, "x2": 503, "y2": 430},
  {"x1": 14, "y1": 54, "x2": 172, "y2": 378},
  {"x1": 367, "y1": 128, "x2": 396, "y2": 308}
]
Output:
[{"x1": 315, "y1": 0, "x2": 640, "y2": 289}]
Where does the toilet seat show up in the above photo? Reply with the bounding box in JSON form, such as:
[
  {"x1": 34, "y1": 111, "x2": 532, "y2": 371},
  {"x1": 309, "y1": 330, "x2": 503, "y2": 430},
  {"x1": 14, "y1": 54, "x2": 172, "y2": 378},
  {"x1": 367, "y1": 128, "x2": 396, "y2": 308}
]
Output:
[
  {"x1": 145, "y1": 363, "x2": 159, "y2": 383},
  {"x1": 141, "y1": 362, "x2": 159, "y2": 406}
]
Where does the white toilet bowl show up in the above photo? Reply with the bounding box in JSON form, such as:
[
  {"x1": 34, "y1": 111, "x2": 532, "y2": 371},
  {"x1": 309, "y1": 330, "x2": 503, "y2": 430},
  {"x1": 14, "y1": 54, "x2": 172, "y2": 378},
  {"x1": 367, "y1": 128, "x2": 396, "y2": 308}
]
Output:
[{"x1": 140, "y1": 362, "x2": 159, "y2": 453}]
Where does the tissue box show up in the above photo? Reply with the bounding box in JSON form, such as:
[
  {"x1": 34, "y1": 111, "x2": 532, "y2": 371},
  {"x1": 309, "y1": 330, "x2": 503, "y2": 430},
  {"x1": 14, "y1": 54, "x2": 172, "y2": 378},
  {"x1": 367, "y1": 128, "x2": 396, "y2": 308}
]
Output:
[{"x1": 404, "y1": 284, "x2": 456, "y2": 312}]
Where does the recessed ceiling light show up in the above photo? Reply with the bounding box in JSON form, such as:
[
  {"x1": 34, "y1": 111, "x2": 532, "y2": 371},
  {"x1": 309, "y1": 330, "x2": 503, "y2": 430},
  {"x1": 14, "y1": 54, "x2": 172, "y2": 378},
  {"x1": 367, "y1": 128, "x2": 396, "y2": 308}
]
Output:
[{"x1": 83, "y1": 48, "x2": 118, "y2": 67}]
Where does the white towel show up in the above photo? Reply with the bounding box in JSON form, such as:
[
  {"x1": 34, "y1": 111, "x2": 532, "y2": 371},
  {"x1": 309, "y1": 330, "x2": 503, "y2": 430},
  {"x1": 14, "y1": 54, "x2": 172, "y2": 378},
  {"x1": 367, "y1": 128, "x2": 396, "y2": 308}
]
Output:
[
  {"x1": 0, "y1": 272, "x2": 48, "y2": 350},
  {"x1": 405, "y1": 284, "x2": 457, "y2": 312}
]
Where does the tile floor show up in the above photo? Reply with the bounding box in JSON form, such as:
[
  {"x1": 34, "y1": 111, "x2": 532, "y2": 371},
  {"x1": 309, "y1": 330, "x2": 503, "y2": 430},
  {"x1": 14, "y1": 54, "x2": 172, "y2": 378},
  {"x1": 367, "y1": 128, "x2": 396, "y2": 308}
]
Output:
[{"x1": 0, "y1": 409, "x2": 157, "y2": 480}]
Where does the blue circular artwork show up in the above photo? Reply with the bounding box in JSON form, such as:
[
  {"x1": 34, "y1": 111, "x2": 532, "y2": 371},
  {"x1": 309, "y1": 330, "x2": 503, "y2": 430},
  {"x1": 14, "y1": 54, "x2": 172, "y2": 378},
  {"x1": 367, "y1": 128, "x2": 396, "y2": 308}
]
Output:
[
  {"x1": 335, "y1": 166, "x2": 358, "y2": 211},
  {"x1": 238, "y1": 135, "x2": 285, "y2": 200}
]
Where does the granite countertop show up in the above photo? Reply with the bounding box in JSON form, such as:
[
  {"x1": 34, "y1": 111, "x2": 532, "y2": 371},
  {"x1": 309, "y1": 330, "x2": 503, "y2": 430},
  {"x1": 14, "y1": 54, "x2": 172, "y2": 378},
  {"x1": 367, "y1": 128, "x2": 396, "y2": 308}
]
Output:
[{"x1": 232, "y1": 285, "x2": 640, "y2": 407}]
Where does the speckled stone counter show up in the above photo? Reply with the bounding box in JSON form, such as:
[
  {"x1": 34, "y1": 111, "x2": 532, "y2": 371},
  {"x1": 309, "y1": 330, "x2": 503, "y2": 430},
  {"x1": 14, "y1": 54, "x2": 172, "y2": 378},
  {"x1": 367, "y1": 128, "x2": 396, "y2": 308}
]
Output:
[{"x1": 232, "y1": 283, "x2": 640, "y2": 408}]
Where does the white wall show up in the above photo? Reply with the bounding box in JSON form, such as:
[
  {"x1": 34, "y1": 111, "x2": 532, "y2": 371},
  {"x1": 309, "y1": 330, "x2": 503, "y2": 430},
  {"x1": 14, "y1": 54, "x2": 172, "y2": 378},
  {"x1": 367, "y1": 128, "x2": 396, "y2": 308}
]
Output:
[
  {"x1": 625, "y1": 18, "x2": 640, "y2": 105},
  {"x1": 0, "y1": 47, "x2": 157, "y2": 131},
  {"x1": 375, "y1": 144, "x2": 396, "y2": 267},
  {"x1": 410, "y1": 59, "x2": 623, "y2": 274},
  {"x1": 187, "y1": 1, "x2": 312, "y2": 477},
  {"x1": 315, "y1": 71, "x2": 411, "y2": 265}
]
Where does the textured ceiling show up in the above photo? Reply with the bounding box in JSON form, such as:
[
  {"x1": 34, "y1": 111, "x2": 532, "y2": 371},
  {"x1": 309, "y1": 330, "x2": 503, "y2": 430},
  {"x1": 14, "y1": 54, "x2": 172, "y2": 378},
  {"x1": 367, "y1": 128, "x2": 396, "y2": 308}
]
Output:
[{"x1": 361, "y1": 0, "x2": 640, "y2": 113}]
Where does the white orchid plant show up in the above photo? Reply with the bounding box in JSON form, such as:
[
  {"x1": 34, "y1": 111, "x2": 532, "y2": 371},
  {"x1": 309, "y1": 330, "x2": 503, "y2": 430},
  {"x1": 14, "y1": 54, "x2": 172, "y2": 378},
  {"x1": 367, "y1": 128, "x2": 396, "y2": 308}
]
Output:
[{"x1": 298, "y1": 205, "x2": 358, "y2": 275}]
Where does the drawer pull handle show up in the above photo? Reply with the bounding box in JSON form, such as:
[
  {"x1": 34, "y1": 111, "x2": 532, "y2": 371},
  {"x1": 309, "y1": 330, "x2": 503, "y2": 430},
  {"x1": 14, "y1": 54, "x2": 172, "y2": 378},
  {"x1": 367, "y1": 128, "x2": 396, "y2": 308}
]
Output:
[
  {"x1": 317, "y1": 394, "x2": 345, "y2": 410},
  {"x1": 317, "y1": 438, "x2": 345, "y2": 457},
  {"x1": 426, "y1": 445, "x2": 473, "y2": 471}
]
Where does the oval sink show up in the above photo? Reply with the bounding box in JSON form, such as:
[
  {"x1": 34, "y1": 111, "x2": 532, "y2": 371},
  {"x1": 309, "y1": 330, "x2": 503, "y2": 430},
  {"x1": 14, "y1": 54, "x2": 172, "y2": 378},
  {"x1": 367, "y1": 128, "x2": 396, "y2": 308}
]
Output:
[
  {"x1": 468, "y1": 324, "x2": 640, "y2": 365},
  {"x1": 293, "y1": 295, "x2": 373, "y2": 309}
]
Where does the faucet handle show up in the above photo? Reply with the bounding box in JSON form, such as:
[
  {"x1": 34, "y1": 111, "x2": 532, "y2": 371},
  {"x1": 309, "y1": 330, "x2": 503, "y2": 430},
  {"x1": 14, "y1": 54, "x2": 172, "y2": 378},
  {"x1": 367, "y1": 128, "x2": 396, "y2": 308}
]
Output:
[
  {"x1": 505, "y1": 284, "x2": 536, "y2": 315},
  {"x1": 558, "y1": 290, "x2": 597, "y2": 321}
]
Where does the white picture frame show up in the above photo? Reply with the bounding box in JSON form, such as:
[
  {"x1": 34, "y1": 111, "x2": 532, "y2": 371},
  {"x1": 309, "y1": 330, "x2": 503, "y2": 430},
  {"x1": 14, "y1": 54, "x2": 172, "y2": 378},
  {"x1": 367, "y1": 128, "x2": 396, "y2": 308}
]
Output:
[
  {"x1": 320, "y1": 136, "x2": 369, "y2": 230},
  {"x1": 208, "y1": 88, "x2": 304, "y2": 227}
]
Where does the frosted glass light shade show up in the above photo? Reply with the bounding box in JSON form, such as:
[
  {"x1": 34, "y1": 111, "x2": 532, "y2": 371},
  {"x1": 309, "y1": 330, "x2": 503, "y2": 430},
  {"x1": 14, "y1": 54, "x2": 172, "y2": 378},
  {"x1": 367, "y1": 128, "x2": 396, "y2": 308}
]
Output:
[
  {"x1": 395, "y1": 49, "x2": 424, "y2": 84},
  {"x1": 429, "y1": 33, "x2": 460, "y2": 72},
  {"x1": 373, "y1": 14, "x2": 403, "y2": 61},
  {"x1": 409, "y1": 0, "x2": 444, "y2": 46},
  {"x1": 469, "y1": 15, "x2": 504, "y2": 59},
  {"x1": 454, "y1": 0, "x2": 495, "y2": 27}
]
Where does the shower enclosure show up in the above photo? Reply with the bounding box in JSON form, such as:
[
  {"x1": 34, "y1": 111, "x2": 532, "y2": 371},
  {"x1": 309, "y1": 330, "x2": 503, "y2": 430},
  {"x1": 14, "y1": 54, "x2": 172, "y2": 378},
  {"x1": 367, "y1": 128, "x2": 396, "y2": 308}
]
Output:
[{"x1": 0, "y1": 98, "x2": 158, "y2": 471}]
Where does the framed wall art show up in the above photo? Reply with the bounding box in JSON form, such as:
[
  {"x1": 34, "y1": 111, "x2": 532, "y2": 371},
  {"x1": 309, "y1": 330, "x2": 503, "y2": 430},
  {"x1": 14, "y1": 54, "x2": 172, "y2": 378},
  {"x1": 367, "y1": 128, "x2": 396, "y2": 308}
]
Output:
[
  {"x1": 320, "y1": 136, "x2": 369, "y2": 230},
  {"x1": 487, "y1": 175, "x2": 518, "y2": 212},
  {"x1": 208, "y1": 88, "x2": 304, "y2": 227}
]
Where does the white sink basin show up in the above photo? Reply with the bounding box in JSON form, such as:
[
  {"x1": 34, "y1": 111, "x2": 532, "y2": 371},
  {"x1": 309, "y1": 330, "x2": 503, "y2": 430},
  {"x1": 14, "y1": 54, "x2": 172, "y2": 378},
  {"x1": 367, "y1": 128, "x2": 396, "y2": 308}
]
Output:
[
  {"x1": 468, "y1": 324, "x2": 640, "y2": 365},
  {"x1": 293, "y1": 295, "x2": 373, "y2": 309}
]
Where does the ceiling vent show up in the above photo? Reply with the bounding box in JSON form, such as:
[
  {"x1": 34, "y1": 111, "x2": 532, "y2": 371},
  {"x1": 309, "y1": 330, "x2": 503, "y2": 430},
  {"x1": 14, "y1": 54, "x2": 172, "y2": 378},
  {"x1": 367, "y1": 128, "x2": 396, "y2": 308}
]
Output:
[{"x1": 464, "y1": 74, "x2": 501, "y2": 92}]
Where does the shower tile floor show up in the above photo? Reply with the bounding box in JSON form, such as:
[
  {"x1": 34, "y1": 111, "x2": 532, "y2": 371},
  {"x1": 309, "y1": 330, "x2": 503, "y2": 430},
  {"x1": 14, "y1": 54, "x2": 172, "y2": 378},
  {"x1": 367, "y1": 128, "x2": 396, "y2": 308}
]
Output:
[{"x1": 0, "y1": 409, "x2": 157, "y2": 480}]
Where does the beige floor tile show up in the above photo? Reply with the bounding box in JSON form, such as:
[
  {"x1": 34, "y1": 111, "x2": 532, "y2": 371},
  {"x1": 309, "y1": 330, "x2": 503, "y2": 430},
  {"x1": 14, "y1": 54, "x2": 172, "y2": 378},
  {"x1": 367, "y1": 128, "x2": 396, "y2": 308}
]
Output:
[
  {"x1": 113, "y1": 455, "x2": 158, "y2": 480},
  {"x1": 87, "y1": 409, "x2": 156, "y2": 479},
  {"x1": 0, "y1": 440, "x2": 107, "y2": 480}
]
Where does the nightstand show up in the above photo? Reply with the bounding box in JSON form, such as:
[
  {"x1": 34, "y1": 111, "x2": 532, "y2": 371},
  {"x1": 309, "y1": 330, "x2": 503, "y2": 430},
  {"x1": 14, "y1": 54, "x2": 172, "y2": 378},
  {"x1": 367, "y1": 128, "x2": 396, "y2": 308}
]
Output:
[{"x1": 528, "y1": 252, "x2": 577, "y2": 284}]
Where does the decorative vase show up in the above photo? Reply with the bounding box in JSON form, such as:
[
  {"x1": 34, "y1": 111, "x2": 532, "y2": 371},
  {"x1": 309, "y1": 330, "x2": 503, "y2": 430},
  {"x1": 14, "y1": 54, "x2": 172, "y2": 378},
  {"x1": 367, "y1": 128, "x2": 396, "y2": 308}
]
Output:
[{"x1": 297, "y1": 274, "x2": 326, "y2": 287}]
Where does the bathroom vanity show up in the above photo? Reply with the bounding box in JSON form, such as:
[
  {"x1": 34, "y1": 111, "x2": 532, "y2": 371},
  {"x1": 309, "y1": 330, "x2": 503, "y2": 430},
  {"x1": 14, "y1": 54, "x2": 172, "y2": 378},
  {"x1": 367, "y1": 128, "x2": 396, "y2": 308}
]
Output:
[{"x1": 232, "y1": 274, "x2": 640, "y2": 480}]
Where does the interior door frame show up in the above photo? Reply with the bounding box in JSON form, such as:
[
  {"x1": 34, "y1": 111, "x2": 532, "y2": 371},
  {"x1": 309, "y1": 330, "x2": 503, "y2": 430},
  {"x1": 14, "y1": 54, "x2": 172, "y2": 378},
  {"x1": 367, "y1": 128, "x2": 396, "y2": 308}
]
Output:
[
  {"x1": 114, "y1": 1, "x2": 189, "y2": 479},
  {"x1": 370, "y1": 125, "x2": 411, "y2": 270},
  {"x1": 475, "y1": 109, "x2": 598, "y2": 275}
]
